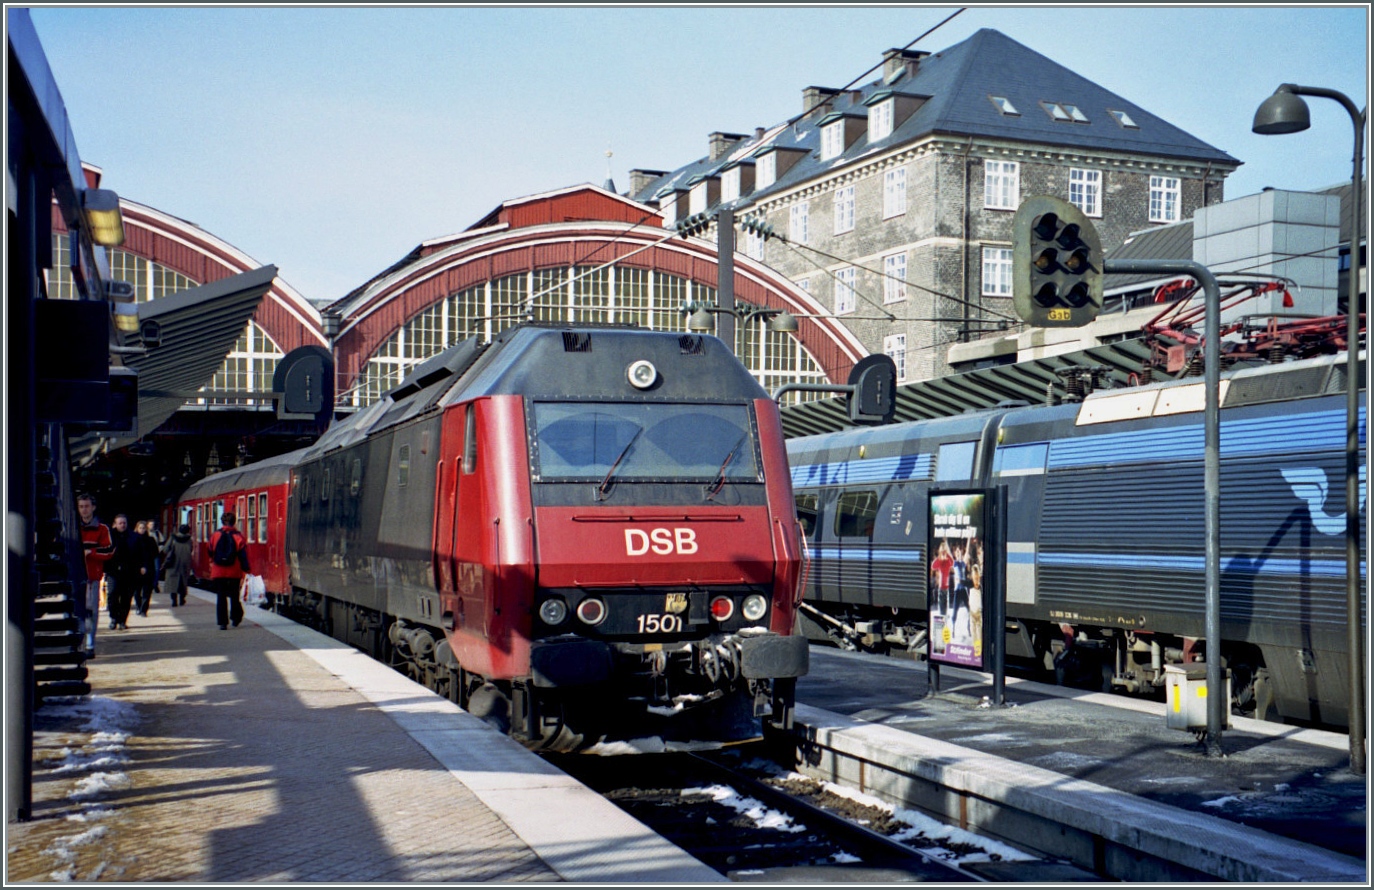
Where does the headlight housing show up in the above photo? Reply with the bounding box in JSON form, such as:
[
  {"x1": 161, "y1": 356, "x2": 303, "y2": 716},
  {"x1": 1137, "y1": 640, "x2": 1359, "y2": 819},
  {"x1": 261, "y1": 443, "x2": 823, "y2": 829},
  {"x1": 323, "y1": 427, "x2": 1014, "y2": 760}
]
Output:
[
  {"x1": 627, "y1": 359, "x2": 658, "y2": 389},
  {"x1": 741, "y1": 593, "x2": 768, "y2": 622},
  {"x1": 539, "y1": 597, "x2": 568, "y2": 626}
]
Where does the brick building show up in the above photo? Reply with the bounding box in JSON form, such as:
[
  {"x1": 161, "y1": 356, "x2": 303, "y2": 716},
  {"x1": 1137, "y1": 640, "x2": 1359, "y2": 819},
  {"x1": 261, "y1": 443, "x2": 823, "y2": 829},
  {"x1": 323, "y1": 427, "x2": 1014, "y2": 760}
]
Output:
[{"x1": 629, "y1": 28, "x2": 1240, "y2": 384}]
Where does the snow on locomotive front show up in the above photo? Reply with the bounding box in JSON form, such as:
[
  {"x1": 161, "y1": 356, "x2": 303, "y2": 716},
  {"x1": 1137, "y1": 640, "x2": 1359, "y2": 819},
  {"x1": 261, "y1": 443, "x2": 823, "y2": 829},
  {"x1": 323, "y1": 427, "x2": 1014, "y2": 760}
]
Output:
[{"x1": 437, "y1": 325, "x2": 807, "y2": 749}]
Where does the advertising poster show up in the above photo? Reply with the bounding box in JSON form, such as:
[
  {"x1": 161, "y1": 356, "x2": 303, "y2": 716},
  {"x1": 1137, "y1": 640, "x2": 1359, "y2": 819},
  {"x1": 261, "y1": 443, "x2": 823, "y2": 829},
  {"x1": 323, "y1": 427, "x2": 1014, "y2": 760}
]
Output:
[{"x1": 927, "y1": 490, "x2": 988, "y2": 670}]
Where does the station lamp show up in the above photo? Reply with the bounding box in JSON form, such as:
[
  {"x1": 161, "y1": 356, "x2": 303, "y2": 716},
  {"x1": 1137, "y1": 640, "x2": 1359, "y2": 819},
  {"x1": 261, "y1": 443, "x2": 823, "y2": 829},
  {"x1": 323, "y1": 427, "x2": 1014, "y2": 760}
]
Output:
[{"x1": 82, "y1": 188, "x2": 126, "y2": 247}]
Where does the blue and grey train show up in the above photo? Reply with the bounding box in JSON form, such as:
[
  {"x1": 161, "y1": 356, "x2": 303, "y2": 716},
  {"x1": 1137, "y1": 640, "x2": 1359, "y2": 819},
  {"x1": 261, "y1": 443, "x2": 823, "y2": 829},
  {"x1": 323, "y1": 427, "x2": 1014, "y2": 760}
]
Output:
[{"x1": 787, "y1": 352, "x2": 1366, "y2": 728}]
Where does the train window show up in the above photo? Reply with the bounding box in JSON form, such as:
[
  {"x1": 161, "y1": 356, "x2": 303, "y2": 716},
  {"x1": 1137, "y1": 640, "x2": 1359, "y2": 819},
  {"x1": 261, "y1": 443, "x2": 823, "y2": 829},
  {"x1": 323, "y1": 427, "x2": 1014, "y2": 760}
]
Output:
[
  {"x1": 993, "y1": 442, "x2": 1049, "y2": 476},
  {"x1": 237, "y1": 497, "x2": 247, "y2": 523},
  {"x1": 258, "y1": 493, "x2": 268, "y2": 543},
  {"x1": 350, "y1": 459, "x2": 362, "y2": 497},
  {"x1": 397, "y1": 444, "x2": 411, "y2": 487},
  {"x1": 246, "y1": 493, "x2": 256, "y2": 537},
  {"x1": 935, "y1": 441, "x2": 977, "y2": 482},
  {"x1": 195, "y1": 505, "x2": 203, "y2": 541},
  {"x1": 530, "y1": 401, "x2": 758, "y2": 483},
  {"x1": 463, "y1": 404, "x2": 477, "y2": 474},
  {"x1": 300, "y1": 472, "x2": 311, "y2": 505},
  {"x1": 834, "y1": 490, "x2": 879, "y2": 539},
  {"x1": 795, "y1": 493, "x2": 820, "y2": 540},
  {"x1": 322, "y1": 468, "x2": 331, "y2": 502}
]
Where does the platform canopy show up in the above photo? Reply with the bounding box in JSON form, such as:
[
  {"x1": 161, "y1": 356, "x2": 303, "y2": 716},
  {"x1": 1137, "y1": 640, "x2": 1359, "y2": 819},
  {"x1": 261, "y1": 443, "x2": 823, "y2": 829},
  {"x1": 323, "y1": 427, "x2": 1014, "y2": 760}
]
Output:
[
  {"x1": 70, "y1": 265, "x2": 278, "y2": 464},
  {"x1": 778, "y1": 338, "x2": 1157, "y2": 438}
]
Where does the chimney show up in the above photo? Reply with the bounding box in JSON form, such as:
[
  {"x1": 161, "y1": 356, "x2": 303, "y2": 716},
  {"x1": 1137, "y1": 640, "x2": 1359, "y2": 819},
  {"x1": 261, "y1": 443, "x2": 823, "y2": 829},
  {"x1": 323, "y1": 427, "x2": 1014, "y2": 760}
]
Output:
[
  {"x1": 709, "y1": 131, "x2": 748, "y2": 161},
  {"x1": 802, "y1": 86, "x2": 841, "y2": 116},
  {"x1": 882, "y1": 48, "x2": 930, "y2": 82},
  {"x1": 628, "y1": 169, "x2": 668, "y2": 196}
]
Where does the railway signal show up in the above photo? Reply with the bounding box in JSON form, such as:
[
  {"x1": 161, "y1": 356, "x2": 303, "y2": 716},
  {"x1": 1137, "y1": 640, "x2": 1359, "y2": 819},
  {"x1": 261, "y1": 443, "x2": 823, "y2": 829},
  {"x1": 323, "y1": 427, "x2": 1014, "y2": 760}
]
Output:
[{"x1": 1012, "y1": 195, "x2": 1104, "y2": 328}]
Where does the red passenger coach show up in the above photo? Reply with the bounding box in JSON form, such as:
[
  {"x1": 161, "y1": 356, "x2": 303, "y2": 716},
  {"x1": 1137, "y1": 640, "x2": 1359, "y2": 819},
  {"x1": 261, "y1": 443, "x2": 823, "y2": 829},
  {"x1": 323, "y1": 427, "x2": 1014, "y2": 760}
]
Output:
[
  {"x1": 267, "y1": 323, "x2": 808, "y2": 751},
  {"x1": 174, "y1": 449, "x2": 300, "y2": 598}
]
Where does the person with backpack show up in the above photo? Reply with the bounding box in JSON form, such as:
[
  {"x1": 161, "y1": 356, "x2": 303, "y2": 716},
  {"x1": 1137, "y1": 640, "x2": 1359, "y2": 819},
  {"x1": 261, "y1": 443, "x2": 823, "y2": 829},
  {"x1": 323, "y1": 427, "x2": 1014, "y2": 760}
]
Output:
[{"x1": 207, "y1": 512, "x2": 249, "y2": 630}]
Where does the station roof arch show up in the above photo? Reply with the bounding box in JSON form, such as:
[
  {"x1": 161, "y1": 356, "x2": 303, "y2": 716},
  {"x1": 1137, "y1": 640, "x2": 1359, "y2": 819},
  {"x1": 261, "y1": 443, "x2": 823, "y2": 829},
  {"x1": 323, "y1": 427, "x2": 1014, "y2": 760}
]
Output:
[{"x1": 322, "y1": 183, "x2": 868, "y2": 397}]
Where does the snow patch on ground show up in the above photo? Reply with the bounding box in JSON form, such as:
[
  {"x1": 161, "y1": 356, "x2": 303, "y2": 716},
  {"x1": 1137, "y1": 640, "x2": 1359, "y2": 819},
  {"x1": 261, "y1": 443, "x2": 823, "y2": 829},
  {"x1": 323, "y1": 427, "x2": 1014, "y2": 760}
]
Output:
[{"x1": 31, "y1": 695, "x2": 140, "y2": 879}]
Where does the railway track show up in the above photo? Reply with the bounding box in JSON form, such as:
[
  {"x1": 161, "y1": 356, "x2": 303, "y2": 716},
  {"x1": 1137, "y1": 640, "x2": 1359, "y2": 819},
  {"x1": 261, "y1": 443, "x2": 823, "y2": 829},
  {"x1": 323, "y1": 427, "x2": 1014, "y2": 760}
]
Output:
[{"x1": 547, "y1": 743, "x2": 1047, "y2": 882}]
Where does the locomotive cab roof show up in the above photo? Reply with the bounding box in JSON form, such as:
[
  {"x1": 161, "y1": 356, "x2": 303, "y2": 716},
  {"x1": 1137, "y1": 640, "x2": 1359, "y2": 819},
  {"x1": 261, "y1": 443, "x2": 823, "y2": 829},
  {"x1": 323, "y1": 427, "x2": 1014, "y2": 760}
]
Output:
[{"x1": 303, "y1": 323, "x2": 766, "y2": 460}]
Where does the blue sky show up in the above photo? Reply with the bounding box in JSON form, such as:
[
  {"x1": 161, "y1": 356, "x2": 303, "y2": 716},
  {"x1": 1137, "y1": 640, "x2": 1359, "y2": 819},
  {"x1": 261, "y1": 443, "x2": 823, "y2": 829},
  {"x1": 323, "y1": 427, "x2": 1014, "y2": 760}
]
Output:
[{"x1": 26, "y1": 5, "x2": 1370, "y2": 305}]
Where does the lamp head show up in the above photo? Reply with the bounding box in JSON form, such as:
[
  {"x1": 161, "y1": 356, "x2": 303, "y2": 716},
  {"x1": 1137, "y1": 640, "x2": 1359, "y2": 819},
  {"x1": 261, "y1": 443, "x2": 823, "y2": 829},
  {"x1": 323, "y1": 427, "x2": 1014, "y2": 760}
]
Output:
[
  {"x1": 687, "y1": 308, "x2": 715, "y2": 332},
  {"x1": 765, "y1": 310, "x2": 799, "y2": 333},
  {"x1": 1253, "y1": 85, "x2": 1311, "y2": 135},
  {"x1": 82, "y1": 188, "x2": 126, "y2": 247}
]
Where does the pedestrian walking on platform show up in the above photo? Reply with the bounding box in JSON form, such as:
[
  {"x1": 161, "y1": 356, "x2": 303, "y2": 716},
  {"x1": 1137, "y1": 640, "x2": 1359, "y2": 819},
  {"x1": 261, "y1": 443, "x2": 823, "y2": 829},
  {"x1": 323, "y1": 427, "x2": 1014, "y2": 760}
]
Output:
[
  {"x1": 105, "y1": 514, "x2": 138, "y2": 630},
  {"x1": 76, "y1": 493, "x2": 114, "y2": 654},
  {"x1": 207, "y1": 513, "x2": 249, "y2": 630},
  {"x1": 162, "y1": 524, "x2": 193, "y2": 606},
  {"x1": 131, "y1": 520, "x2": 159, "y2": 616}
]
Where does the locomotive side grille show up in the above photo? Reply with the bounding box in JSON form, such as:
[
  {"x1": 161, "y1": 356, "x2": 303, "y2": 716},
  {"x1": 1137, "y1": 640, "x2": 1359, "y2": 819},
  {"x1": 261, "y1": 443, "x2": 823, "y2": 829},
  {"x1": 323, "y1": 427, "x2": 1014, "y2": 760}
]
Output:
[
  {"x1": 679, "y1": 335, "x2": 705, "y2": 355},
  {"x1": 1225, "y1": 364, "x2": 1333, "y2": 407},
  {"x1": 562, "y1": 332, "x2": 593, "y2": 352}
]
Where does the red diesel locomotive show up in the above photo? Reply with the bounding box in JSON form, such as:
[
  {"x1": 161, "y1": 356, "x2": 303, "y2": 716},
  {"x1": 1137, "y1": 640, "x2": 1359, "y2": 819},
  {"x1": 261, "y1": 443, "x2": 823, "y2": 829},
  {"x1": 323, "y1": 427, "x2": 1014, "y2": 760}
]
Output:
[{"x1": 177, "y1": 324, "x2": 808, "y2": 751}]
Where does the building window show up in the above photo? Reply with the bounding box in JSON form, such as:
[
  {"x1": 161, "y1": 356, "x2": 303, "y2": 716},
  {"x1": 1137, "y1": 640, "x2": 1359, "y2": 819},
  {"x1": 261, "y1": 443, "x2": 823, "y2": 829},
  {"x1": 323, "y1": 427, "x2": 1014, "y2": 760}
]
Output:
[
  {"x1": 744, "y1": 227, "x2": 765, "y2": 260},
  {"x1": 756, "y1": 153, "x2": 776, "y2": 189},
  {"x1": 989, "y1": 95, "x2": 1019, "y2": 116},
  {"x1": 982, "y1": 247, "x2": 1014, "y2": 296},
  {"x1": 834, "y1": 266, "x2": 856, "y2": 315},
  {"x1": 883, "y1": 167, "x2": 906, "y2": 218},
  {"x1": 883, "y1": 252, "x2": 906, "y2": 303},
  {"x1": 883, "y1": 333, "x2": 907, "y2": 382},
  {"x1": 985, "y1": 160, "x2": 1019, "y2": 210},
  {"x1": 199, "y1": 321, "x2": 285, "y2": 408},
  {"x1": 1108, "y1": 108, "x2": 1139, "y2": 129},
  {"x1": 790, "y1": 202, "x2": 809, "y2": 244},
  {"x1": 869, "y1": 99, "x2": 894, "y2": 141},
  {"x1": 821, "y1": 121, "x2": 845, "y2": 161},
  {"x1": 1069, "y1": 168, "x2": 1102, "y2": 217},
  {"x1": 721, "y1": 167, "x2": 740, "y2": 203},
  {"x1": 689, "y1": 180, "x2": 709, "y2": 215},
  {"x1": 834, "y1": 185, "x2": 855, "y2": 235},
  {"x1": 1149, "y1": 175, "x2": 1181, "y2": 222}
]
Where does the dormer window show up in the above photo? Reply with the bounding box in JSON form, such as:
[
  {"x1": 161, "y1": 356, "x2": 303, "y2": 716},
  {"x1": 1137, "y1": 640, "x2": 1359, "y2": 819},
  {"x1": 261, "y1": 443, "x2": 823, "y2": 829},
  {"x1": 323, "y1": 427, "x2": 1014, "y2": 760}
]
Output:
[
  {"x1": 756, "y1": 152, "x2": 776, "y2": 188},
  {"x1": 989, "y1": 95, "x2": 1019, "y2": 116},
  {"x1": 721, "y1": 167, "x2": 740, "y2": 203},
  {"x1": 821, "y1": 120, "x2": 845, "y2": 160},
  {"x1": 689, "y1": 179, "x2": 709, "y2": 214},
  {"x1": 659, "y1": 196, "x2": 677, "y2": 227},
  {"x1": 1108, "y1": 108, "x2": 1139, "y2": 129},
  {"x1": 868, "y1": 98, "x2": 894, "y2": 141}
]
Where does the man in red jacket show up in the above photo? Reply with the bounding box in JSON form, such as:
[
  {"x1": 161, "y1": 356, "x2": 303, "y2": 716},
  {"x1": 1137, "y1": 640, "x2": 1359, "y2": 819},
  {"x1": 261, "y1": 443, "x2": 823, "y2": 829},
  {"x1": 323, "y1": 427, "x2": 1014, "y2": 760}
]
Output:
[
  {"x1": 207, "y1": 512, "x2": 249, "y2": 630},
  {"x1": 77, "y1": 493, "x2": 114, "y2": 655}
]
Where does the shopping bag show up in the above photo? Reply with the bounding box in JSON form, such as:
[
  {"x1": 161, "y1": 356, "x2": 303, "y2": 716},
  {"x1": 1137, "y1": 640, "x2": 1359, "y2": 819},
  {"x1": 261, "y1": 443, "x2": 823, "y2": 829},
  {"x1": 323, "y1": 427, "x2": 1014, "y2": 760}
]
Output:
[{"x1": 240, "y1": 574, "x2": 267, "y2": 606}]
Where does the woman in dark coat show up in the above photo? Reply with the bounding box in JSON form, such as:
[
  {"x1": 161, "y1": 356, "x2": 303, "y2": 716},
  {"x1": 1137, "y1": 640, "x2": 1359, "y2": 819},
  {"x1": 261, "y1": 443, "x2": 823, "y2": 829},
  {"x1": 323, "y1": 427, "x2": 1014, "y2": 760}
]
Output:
[{"x1": 162, "y1": 524, "x2": 194, "y2": 607}]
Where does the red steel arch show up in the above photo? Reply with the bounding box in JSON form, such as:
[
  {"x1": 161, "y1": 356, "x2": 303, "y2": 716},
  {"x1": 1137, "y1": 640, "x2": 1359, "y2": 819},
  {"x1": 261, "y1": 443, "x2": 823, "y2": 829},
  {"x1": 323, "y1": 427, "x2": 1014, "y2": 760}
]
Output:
[{"x1": 329, "y1": 186, "x2": 865, "y2": 394}]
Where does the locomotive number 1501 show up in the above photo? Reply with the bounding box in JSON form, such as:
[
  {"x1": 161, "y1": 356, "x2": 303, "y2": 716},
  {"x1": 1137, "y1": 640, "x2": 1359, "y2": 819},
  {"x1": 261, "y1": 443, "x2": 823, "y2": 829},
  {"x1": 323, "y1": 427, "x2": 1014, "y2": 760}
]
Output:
[{"x1": 637, "y1": 613, "x2": 684, "y2": 634}]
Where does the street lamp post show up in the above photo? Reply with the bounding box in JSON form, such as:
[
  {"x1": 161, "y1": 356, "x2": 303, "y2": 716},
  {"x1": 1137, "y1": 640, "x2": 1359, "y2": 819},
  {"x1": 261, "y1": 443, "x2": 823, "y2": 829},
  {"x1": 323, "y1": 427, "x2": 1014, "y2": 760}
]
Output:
[{"x1": 1253, "y1": 83, "x2": 1366, "y2": 775}]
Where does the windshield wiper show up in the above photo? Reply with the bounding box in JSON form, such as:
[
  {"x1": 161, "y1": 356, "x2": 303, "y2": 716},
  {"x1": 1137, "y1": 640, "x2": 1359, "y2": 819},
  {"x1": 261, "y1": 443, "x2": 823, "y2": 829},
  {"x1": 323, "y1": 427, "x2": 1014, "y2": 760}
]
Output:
[
  {"x1": 704, "y1": 434, "x2": 747, "y2": 501},
  {"x1": 596, "y1": 426, "x2": 642, "y2": 501}
]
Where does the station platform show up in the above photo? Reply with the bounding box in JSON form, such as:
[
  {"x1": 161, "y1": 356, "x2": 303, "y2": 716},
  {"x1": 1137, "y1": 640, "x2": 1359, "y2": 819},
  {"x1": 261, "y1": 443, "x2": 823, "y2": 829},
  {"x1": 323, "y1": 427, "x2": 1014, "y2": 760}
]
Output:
[
  {"x1": 4, "y1": 588, "x2": 723, "y2": 884},
  {"x1": 795, "y1": 647, "x2": 1368, "y2": 882},
  {"x1": 7, "y1": 597, "x2": 1368, "y2": 884}
]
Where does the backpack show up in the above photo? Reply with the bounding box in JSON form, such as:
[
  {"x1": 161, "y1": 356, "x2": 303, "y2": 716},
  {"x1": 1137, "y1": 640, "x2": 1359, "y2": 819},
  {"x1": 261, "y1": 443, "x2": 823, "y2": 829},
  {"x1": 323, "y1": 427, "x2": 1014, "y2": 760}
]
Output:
[{"x1": 211, "y1": 529, "x2": 242, "y2": 567}]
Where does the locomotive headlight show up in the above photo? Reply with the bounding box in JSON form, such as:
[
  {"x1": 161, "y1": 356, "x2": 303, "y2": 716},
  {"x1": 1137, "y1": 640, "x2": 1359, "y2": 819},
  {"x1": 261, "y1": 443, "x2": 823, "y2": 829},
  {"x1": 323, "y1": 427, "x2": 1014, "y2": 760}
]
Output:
[
  {"x1": 539, "y1": 597, "x2": 568, "y2": 626},
  {"x1": 741, "y1": 594, "x2": 768, "y2": 622},
  {"x1": 576, "y1": 597, "x2": 607, "y2": 626},
  {"x1": 627, "y1": 359, "x2": 658, "y2": 390}
]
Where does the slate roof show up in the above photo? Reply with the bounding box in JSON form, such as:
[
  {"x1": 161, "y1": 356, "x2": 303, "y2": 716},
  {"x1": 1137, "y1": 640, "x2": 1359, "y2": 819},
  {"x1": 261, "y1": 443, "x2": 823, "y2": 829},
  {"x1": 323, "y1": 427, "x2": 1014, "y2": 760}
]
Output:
[{"x1": 631, "y1": 28, "x2": 1239, "y2": 209}]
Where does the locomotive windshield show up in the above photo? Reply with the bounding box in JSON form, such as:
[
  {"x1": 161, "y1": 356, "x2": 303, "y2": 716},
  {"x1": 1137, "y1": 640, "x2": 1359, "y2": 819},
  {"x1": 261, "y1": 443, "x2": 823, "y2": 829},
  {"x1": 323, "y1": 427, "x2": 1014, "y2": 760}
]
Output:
[{"x1": 531, "y1": 401, "x2": 760, "y2": 484}]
